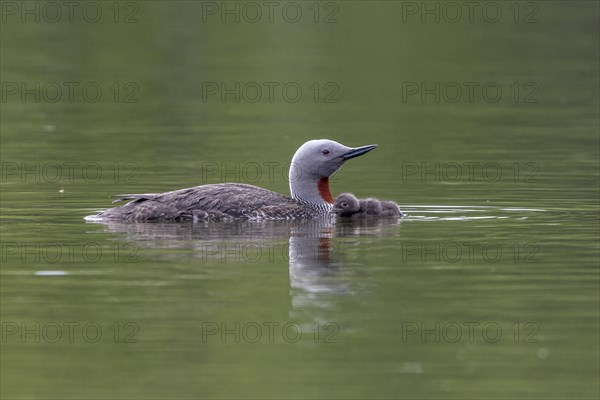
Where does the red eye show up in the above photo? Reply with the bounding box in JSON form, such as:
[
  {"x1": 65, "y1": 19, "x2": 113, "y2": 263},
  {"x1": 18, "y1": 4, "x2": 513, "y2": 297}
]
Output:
[{"x1": 322, "y1": 149, "x2": 330, "y2": 155}]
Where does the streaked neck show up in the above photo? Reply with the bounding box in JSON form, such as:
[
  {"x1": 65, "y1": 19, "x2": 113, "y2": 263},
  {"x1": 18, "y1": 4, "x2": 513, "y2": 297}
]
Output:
[{"x1": 290, "y1": 176, "x2": 334, "y2": 207}]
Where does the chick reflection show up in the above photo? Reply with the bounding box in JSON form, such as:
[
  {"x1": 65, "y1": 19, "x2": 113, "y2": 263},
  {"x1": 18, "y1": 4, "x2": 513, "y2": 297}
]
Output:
[{"x1": 288, "y1": 217, "x2": 401, "y2": 321}]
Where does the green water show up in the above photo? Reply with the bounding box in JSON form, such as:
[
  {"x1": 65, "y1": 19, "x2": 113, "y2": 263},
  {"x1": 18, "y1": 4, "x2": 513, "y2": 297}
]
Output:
[{"x1": 1, "y1": 1, "x2": 599, "y2": 399}]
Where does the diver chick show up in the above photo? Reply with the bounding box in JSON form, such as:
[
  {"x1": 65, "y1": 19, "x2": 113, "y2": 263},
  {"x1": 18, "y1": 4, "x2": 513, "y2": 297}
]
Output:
[{"x1": 333, "y1": 193, "x2": 402, "y2": 218}]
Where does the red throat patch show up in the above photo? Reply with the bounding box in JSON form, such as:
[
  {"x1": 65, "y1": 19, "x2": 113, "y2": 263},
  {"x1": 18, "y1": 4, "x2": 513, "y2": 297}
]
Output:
[{"x1": 318, "y1": 178, "x2": 334, "y2": 204}]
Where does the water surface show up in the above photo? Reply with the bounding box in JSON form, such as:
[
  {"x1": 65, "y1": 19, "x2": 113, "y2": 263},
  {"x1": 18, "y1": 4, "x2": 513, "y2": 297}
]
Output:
[{"x1": 1, "y1": 1, "x2": 598, "y2": 399}]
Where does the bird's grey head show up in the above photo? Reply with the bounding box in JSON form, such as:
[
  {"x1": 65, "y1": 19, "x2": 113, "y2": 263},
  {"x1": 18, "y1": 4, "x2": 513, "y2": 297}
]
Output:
[
  {"x1": 333, "y1": 192, "x2": 360, "y2": 216},
  {"x1": 289, "y1": 139, "x2": 377, "y2": 207}
]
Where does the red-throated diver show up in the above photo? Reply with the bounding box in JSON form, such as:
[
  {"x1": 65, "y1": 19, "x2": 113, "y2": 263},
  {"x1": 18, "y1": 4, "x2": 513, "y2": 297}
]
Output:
[
  {"x1": 333, "y1": 192, "x2": 402, "y2": 218},
  {"x1": 86, "y1": 140, "x2": 377, "y2": 222}
]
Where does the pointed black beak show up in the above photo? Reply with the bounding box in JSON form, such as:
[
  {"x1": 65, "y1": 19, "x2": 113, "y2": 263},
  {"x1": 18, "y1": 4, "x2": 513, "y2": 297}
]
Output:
[{"x1": 342, "y1": 144, "x2": 378, "y2": 160}]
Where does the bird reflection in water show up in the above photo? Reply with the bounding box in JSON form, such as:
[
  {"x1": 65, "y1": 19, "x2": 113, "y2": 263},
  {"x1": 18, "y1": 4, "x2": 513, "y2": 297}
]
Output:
[{"x1": 86, "y1": 217, "x2": 401, "y2": 321}]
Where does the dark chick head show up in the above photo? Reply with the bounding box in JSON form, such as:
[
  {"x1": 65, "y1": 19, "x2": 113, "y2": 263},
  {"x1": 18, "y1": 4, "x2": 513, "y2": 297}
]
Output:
[{"x1": 333, "y1": 192, "x2": 360, "y2": 217}]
